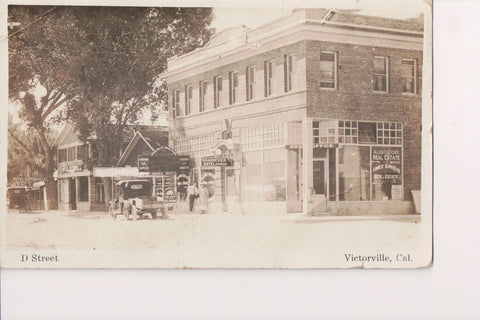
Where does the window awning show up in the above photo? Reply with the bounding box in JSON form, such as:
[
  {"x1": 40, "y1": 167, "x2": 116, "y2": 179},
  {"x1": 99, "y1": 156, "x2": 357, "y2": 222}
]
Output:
[{"x1": 93, "y1": 167, "x2": 139, "y2": 178}]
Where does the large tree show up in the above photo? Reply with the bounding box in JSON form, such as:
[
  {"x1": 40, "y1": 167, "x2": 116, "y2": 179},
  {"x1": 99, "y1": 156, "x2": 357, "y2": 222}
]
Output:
[
  {"x1": 7, "y1": 115, "x2": 48, "y2": 185},
  {"x1": 8, "y1": 6, "x2": 85, "y2": 209},
  {"x1": 65, "y1": 7, "x2": 214, "y2": 165},
  {"x1": 8, "y1": 6, "x2": 214, "y2": 209}
]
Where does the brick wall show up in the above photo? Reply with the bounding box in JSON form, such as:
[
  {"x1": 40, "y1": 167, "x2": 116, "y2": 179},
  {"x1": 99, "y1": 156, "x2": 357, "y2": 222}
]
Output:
[
  {"x1": 305, "y1": 40, "x2": 423, "y2": 199},
  {"x1": 166, "y1": 37, "x2": 424, "y2": 201},
  {"x1": 168, "y1": 41, "x2": 308, "y2": 140}
]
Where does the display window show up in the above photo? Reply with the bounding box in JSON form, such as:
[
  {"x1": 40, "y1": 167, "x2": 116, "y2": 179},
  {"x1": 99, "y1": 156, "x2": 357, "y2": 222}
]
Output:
[
  {"x1": 242, "y1": 149, "x2": 286, "y2": 202},
  {"x1": 338, "y1": 146, "x2": 370, "y2": 201}
]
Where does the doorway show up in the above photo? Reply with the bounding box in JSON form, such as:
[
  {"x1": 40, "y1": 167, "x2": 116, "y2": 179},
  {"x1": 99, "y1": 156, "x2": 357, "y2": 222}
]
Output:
[
  {"x1": 69, "y1": 178, "x2": 76, "y2": 210},
  {"x1": 311, "y1": 158, "x2": 327, "y2": 212},
  {"x1": 313, "y1": 159, "x2": 326, "y2": 196}
]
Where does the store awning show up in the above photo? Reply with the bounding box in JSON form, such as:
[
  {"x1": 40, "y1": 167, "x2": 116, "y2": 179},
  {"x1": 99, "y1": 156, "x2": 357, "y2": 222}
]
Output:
[{"x1": 93, "y1": 167, "x2": 139, "y2": 178}]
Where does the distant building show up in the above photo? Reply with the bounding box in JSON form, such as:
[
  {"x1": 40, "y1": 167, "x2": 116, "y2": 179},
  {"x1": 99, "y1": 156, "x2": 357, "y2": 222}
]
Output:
[
  {"x1": 163, "y1": 9, "x2": 424, "y2": 215},
  {"x1": 116, "y1": 126, "x2": 169, "y2": 167},
  {"x1": 53, "y1": 124, "x2": 168, "y2": 211}
]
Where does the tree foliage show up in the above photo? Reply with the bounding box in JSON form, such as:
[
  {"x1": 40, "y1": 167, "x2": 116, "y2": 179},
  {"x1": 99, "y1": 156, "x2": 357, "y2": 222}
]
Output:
[
  {"x1": 64, "y1": 7, "x2": 214, "y2": 165},
  {"x1": 7, "y1": 116, "x2": 46, "y2": 183},
  {"x1": 8, "y1": 6, "x2": 214, "y2": 208}
]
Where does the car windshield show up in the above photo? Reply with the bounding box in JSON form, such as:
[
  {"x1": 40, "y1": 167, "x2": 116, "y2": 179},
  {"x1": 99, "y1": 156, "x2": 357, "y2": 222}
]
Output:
[{"x1": 124, "y1": 182, "x2": 151, "y2": 198}]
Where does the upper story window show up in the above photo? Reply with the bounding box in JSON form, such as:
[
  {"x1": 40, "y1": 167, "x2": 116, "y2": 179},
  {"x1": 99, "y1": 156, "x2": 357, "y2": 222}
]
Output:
[
  {"x1": 229, "y1": 72, "x2": 238, "y2": 105},
  {"x1": 264, "y1": 60, "x2": 274, "y2": 97},
  {"x1": 246, "y1": 66, "x2": 256, "y2": 101},
  {"x1": 213, "y1": 76, "x2": 223, "y2": 108},
  {"x1": 373, "y1": 56, "x2": 388, "y2": 92},
  {"x1": 319, "y1": 52, "x2": 337, "y2": 89},
  {"x1": 172, "y1": 89, "x2": 180, "y2": 118},
  {"x1": 185, "y1": 85, "x2": 193, "y2": 115},
  {"x1": 58, "y1": 144, "x2": 87, "y2": 163},
  {"x1": 401, "y1": 59, "x2": 417, "y2": 94},
  {"x1": 199, "y1": 80, "x2": 207, "y2": 112},
  {"x1": 284, "y1": 54, "x2": 296, "y2": 92}
]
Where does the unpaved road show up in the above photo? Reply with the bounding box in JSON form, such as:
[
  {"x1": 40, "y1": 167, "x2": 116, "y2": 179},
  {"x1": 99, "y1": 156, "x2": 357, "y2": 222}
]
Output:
[{"x1": 2, "y1": 210, "x2": 428, "y2": 268}]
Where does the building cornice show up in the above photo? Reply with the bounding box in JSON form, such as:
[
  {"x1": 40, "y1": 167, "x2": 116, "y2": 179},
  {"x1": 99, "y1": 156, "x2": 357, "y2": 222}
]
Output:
[{"x1": 164, "y1": 22, "x2": 423, "y2": 83}]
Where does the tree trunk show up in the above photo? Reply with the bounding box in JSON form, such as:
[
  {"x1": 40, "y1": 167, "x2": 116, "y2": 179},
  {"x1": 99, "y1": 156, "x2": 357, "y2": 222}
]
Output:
[
  {"x1": 45, "y1": 176, "x2": 58, "y2": 210},
  {"x1": 43, "y1": 146, "x2": 58, "y2": 210}
]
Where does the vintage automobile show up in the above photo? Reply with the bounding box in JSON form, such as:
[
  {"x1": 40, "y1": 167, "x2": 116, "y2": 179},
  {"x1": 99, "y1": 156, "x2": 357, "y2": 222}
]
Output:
[
  {"x1": 7, "y1": 187, "x2": 27, "y2": 210},
  {"x1": 108, "y1": 180, "x2": 166, "y2": 220}
]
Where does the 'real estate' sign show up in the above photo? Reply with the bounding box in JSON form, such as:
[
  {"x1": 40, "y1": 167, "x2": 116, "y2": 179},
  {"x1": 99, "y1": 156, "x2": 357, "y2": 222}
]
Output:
[
  {"x1": 371, "y1": 146, "x2": 402, "y2": 185},
  {"x1": 201, "y1": 157, "x2": 234, "y2": 167}
]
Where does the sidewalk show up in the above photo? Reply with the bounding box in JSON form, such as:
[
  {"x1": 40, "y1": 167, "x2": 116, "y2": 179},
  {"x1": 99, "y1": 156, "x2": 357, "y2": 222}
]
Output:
[
  {"x1": 8, "y1": 207, "x2": 421, "y2": 224},
  {"x1": 282, "y1": 213, "x2": 421, "y2": 223}
]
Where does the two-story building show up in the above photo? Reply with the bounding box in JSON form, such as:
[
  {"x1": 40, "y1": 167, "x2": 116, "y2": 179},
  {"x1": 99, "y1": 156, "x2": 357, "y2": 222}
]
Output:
[
  {"x1": 53, "y1": 124, "x2": 168, "y2": 211},
  {"x1": 164, "y1": 8, "x2": 424, "y2": 215}
]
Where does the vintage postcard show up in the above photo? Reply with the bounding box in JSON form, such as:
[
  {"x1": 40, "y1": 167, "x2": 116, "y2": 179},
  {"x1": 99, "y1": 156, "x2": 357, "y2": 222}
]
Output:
[{"x1": 0, "y1": 0, "x2": 432, "y2": 268}]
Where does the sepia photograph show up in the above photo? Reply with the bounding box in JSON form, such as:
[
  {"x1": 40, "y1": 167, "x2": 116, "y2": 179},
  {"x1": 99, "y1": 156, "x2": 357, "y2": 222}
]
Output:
[{"x1": 1, "y1": 0, "x2": 432, "y2": 268}]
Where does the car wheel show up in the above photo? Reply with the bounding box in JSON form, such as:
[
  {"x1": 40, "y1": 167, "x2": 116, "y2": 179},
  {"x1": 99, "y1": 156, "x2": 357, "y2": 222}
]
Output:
[
  {"x1": 109, "y1": 204, "x2": 116, "y2": 220},
  {"x1": 151, "y1": 210, "x2": 157, "y2": 220}
]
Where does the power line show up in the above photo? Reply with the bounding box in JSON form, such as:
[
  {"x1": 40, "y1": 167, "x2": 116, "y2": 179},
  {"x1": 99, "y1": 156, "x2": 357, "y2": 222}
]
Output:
[{"x1": 4, "y1": 7, "x2": 57, "y2": 40}]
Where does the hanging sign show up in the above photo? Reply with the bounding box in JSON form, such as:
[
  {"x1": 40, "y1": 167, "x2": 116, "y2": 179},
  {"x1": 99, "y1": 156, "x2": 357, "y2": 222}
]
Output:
[{"x1": 201, "y1": 157, "x2": 234, "y2": 167}]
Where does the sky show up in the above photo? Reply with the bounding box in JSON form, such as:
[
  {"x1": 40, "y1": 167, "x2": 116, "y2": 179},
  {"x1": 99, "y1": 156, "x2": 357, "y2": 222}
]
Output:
[{"x1": 211, "y1": 0, "x2": 427, "y2": 32}]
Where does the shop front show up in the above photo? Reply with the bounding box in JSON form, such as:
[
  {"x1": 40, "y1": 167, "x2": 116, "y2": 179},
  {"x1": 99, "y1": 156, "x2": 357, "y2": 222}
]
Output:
[
  {"x1": 173, "y1": 118, "x2": 412, "y2": 215},
  {"x1": 302, "y1": 118, "x2": 410, "y2": 215},
  {"x1": 200, "y1": 141, "x2": 240, "y2": 213},
  {"x1": 56, "y1": 161, "x2": 92, "y2": 211},
  {"x1": 175, "y1": 122, "x2": 300, "y2": 214}
]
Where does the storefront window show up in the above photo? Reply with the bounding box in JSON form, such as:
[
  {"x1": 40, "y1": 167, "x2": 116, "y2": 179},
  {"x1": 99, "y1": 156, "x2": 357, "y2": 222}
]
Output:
[
  {"x1": 264, "y1": 149, "x2": 286, "y2": 201},
  {"x1": 242, "y1": 149, "x2": 286, "y2": 202},
  {"x1": 287, "y1": 121, "x2": 303, "y2": 145},
  {"x1": 371, "y1": 146, "x2": 402, "y2": 200},
  {"x1": 313, "y1": 120, "x2": 336, "y2": 145},
  {"x1": 242, "y1": 151, "x2": 263, "y2": 201},
  {"x1": 358, "y1": 122, "x2": 377, "y2": 144},
  {"x1": 241, "y1": 123, "x2": 285, "y2": 151},
  {"x1": 338, "y1": 146, "x2": 370, "y2": 201},
  {"x1": 174, "y1": 133, "x2": 217, "y2": 157},
  {"x1": 338, "y1": 120, "x2": 358, "y2": 144},
  {"x1": 377, "y1": 122, "x2": 402, "y2": 145}
]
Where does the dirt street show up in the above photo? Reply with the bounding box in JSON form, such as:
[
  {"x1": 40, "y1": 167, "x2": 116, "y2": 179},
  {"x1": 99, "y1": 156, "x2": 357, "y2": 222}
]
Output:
[{"x1": 2, "y1": 209, "x2": 426, "y2": 268}]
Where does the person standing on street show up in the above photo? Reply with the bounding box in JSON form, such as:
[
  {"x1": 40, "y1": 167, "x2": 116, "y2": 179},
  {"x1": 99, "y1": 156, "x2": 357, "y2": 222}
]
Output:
[
  {"x1": 198, "y1": 184, "x2": 210, "y2": 214},
  {"x1": 186, "y1": 182, "x2": 198, "y2": 212}
]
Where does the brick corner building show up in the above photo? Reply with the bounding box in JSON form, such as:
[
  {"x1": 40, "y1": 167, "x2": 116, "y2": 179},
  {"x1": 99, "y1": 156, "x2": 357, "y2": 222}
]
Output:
[{"x1": 163, "y1": 8, "x2": 424, "y2": 215}]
